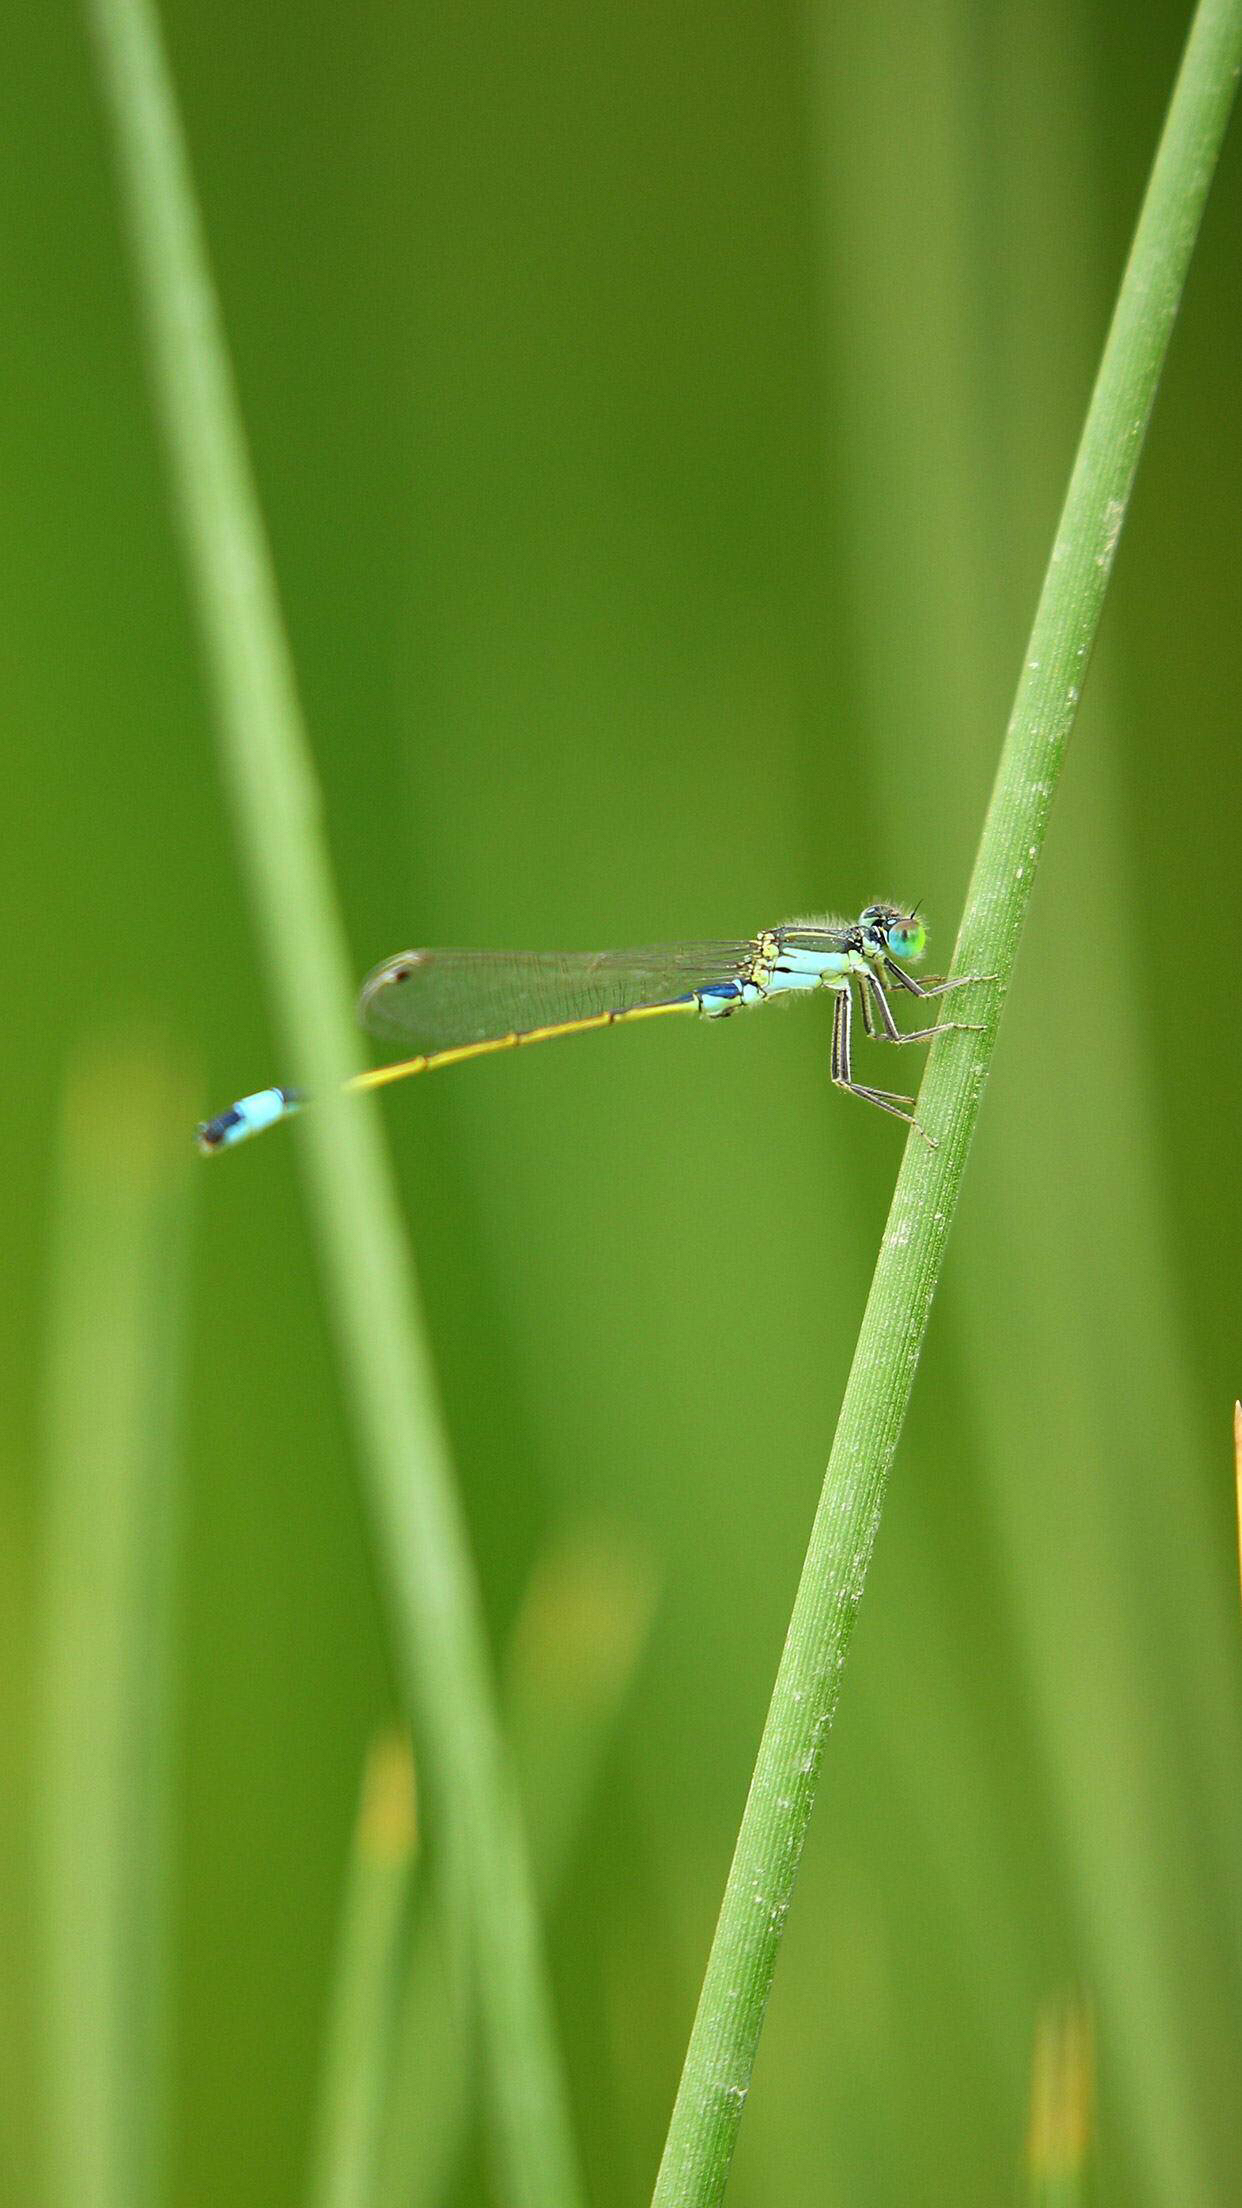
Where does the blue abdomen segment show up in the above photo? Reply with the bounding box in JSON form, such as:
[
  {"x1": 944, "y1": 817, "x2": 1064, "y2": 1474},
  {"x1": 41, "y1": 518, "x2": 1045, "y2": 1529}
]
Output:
[
  {"x1": 697, "y1": 947, "x2": 850, "y2": 1020},
  {"x1": 769, "y1": 945, "x2": 851, "y2": 988},
  {"x1": 196, "y1": 1086, "x2": 303, "y2": 1153}
]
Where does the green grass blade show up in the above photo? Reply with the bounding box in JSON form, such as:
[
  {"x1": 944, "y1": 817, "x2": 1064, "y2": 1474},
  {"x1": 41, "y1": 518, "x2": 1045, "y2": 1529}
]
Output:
[
  {"x1": 38, "y1": 1042, "x2": 193, "y2": 2208},
  {"x1": 309, "y1": 1736, "x2": 418, "y2": 2208},
  {"x1": 377, "y1": 1528, "x2": 656, "y2": 2208},
  {"x1": 505, "y1": 1528, "x2": 657, "y2": 1894},
  {"x1": 81, "y1": 4, "x2": 583, "y2": 2203},
  {"x1": 651, "y1": 6, "x2": 1242, "y2": 2202},
  {"x1": 1025, "y1": 1995, "x2": 1094, "y2": 2208},
  {"x1": 1234, "y1": 1403, "x2": 1242, "y2": 1608}
]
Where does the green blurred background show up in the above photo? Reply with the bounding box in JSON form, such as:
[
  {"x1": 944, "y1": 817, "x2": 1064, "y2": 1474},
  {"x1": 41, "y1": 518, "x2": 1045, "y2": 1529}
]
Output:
[{"x1": 5, "y1": 1, "x2": 1242, "y2": 2202}]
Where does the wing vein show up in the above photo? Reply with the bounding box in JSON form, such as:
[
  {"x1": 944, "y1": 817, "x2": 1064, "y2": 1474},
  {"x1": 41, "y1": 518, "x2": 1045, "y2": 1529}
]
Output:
[{"x1": 359, "y1": 944, "x2": 756, "y2": 1050}]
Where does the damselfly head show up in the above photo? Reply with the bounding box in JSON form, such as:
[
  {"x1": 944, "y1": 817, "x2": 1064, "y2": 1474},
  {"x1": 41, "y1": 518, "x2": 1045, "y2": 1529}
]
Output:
[{"x1": 861, "y1": 903, "x2": 927, "y2": 963}]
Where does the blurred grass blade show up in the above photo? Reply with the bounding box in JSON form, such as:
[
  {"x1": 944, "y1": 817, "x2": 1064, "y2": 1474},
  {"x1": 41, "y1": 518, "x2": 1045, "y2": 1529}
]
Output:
[
  {"x1": 310, "y1": 1736, "x2": 418, "y2": 2208},
  {"x1": 38, "y1": 1042, "x2": 193, "y2": 2208},
  {"x1": 378, "y1": 1528, "x2": 656, "y2": 2208},
  {"x1": 1234, "y1": 1403, "x2": 1241, "y2": 1607},
  {"x1": 82, "y1": 3, "x2": 582, "y2": 2202},
  {"x1": 505, "y1": 1528, "x2": 657, "y2": 1890},
  {"x1": 651, "y1": 6, "x2": 1242, "y2": 2202},
  {"x1": 1026, "y1": 1993, "x2": 1094, "y2": 2207}
]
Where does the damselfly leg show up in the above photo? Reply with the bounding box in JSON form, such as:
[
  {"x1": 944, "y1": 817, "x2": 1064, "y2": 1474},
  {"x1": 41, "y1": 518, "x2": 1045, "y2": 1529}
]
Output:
[
  {"x1": 830, "y1": 985, "x2": 934, "y2": 1141},
  {"x1": 882, "y1": 957, "x2": 991, "y2": 1004},
  {"x1": 864, "y1": 970, "x2": 987, "y2": 1047}
]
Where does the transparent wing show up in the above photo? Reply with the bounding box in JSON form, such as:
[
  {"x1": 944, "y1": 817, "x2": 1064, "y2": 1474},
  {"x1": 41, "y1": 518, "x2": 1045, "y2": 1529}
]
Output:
[{"x1": 359, "y1": 944, "x2": 755, "y2": 1050}]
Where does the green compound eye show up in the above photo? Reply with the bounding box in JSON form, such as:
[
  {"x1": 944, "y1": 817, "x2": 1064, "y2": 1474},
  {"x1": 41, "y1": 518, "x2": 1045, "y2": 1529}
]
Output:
[{"x1": 887, "y1": 917, "x2": 927, "y2": 962}]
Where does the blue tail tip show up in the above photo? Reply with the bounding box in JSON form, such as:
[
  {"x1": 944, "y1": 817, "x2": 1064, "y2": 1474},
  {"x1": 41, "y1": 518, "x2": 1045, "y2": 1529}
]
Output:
[
  {"x1": 196, "y1": 1086, "x2": 303, "y2": 1154},
  {"x1": 195, "y1": 1108, "x2": 242, "y2": 1153}
]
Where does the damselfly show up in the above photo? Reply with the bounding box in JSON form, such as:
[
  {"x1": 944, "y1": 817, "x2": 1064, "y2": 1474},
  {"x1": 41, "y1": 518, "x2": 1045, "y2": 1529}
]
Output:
[{"x1": 196, "y1": 903, "x2": 987, "y2": 1154}]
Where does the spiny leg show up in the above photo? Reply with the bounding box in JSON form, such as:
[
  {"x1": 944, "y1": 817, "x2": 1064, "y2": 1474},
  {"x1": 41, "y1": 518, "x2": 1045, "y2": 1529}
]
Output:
[
  {"x1": 866, "y1": 971, "x2": 985, "y2": 1046},
  {"x1": 883, "y1": 955, "x2": 992, "y2": 1003},
  {"x1": 832, "y1": 986, "x2": 915, "y2": 1104},
  {"x1": 831, "y1": 984, "x2": 934, "y2": 1141},
  {"x1": 853, "y1": 974, "x2": 935, "y2": 1083}
]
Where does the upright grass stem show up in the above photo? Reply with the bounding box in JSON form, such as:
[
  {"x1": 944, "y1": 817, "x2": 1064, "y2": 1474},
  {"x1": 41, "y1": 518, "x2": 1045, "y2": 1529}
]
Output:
[
  {"x1": 1025, "y1": 1994, "x2": 1094, "y2": 2208},
  {"x1": 309, "y1": 1737, "x2": 417, "y2": 2208},
  {"x1": 39, "y1": 1044, "x2": 191, "y2": 2208},
  {"x1": 1233, "y1": 1403, "x2": 1242, "y2": 1605},
  {"x1": 84, "y1": 4, "x2": 582, "y2": 2203},
  {"x1": 377, "y1": 1531, "x2": 656, "y2": 2208},
  {"x1": 652, "y1": 5, "x2": 1242, "y2": 2201}
]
